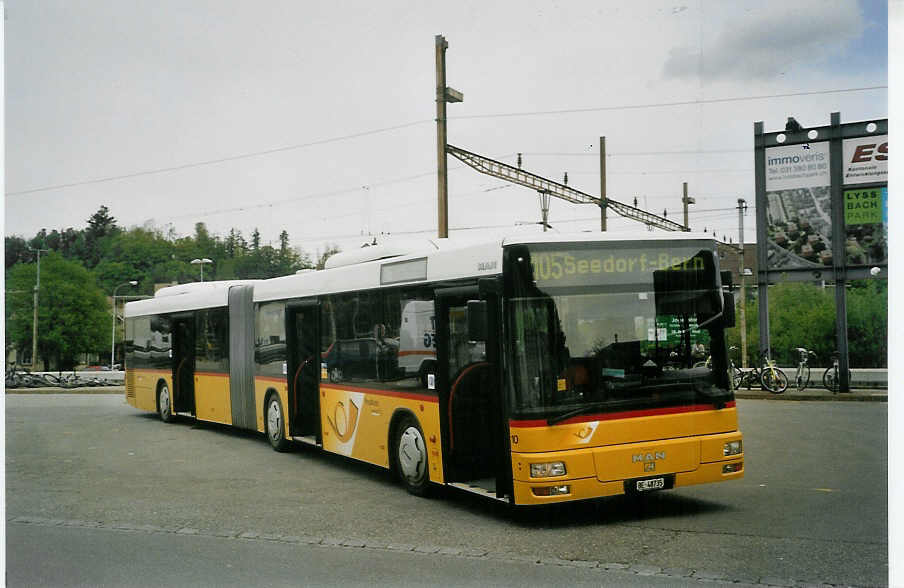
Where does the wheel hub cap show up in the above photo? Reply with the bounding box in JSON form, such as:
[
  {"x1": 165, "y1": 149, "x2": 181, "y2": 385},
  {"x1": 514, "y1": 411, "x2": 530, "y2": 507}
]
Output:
[
  {"x1": 268, "y1": 401, "x2": 281, "y2": 440},
  {"x1": 398, "y1": 427, "x2": 426, "y2": 481}
]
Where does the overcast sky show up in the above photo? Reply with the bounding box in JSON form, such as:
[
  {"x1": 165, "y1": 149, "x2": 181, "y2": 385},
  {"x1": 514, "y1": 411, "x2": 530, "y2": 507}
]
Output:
[{"x1": 4, "y1": 0, "x2": 889, "y2": 257}]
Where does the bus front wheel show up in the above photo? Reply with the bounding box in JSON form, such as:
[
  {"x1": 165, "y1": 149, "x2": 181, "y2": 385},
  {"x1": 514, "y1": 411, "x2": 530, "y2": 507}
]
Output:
[
  {"x1": 395, "y1": 415, "x2": 430, "y2": 496},
  {"x1": 266, "y1": 393, "x2": 290, "y2": 452},
  {"x1": 158, "y1": 382, "x2": 174, "y2": 423}
]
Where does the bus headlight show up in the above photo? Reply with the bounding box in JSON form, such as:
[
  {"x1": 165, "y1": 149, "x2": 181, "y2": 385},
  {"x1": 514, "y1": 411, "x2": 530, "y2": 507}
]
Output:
[
  {"x1": 530, "y1": 462, "x2": 566, "y2": 478},
  {"x1": 723, "y1": 440, "x2": 742, "y2": 456}
]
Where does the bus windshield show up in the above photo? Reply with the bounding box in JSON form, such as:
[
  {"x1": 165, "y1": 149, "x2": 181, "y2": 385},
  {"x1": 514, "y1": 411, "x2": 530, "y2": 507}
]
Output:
[{"x1": 505, "y1": 241, "x2": 732, "y2": 421}]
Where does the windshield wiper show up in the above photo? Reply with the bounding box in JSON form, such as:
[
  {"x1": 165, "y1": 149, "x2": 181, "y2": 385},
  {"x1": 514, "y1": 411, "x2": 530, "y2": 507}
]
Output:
[{"x1": 546, "y1": 401, "x2": 608, "y2": 426}]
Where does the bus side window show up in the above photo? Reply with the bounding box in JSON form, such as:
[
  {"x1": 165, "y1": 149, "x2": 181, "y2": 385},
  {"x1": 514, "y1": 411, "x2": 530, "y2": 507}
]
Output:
[
  {"x1": 398, "y1": 291, "x2": 435, "y2": 390},
  {"x1": 254, "y1": 302, "x2": 286, "y2": 379},
  {"x1": 323, "y1": 293, "x2": 382, "y2": 383}
]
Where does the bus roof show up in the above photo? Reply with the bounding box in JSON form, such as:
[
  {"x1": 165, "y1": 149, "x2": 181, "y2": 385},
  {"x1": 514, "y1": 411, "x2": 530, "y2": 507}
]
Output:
[
  {"x1": 124, "y1": 231, "x2": 717, "y2": 315},
  {"x1": 124, "y1": 280, "x2": 257, "y2": 318}
]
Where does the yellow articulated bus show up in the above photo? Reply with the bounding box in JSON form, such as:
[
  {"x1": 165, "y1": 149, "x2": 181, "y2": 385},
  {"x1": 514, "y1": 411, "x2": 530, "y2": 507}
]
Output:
[{"x1": 124, "y1": 233, "x2": 743, "y2": 505}]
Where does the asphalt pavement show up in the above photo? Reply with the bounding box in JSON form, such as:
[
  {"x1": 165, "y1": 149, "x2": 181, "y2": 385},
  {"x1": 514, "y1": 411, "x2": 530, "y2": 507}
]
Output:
[{"x1": 6, "y1": 393, "x2": 888, "y2": 586}]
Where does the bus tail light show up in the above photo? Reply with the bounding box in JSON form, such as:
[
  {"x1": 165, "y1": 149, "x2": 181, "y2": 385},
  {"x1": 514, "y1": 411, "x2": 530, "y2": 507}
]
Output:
[{"x1": 722, "y1": 462, "x2": 743, "y2": 473}]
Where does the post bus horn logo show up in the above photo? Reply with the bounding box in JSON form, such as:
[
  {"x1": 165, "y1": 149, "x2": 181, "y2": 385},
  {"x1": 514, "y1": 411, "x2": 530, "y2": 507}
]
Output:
[{"x1": 327, "y1": 399, "x2": 359, "y2": 443}]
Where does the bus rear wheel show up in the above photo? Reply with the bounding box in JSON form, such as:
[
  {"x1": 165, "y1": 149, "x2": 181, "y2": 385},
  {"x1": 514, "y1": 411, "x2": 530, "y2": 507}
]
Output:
[
  {"x1": 395, "y1": 415, "x2": 430, "y2": 496},
  {"x1": 158, "y1": 382, "x2": 174, "y2": 423},
  {"x1": 266, "y1": 393, "x2": 290, "y2": 452}
]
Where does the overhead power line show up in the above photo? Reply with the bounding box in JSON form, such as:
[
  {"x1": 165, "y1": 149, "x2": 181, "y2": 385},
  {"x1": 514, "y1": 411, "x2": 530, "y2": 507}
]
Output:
[
  {"x1": 7, "y1": 85, "x2": 884, "y2": 198},
  {"x1": 6, "y1": 119, "x2": 433, "y2": 196},
  {"x1": 451, "y1": 85, "x2": 887, "y2": 120},
  {"x1": 521, "y1": 149, "x2": 750, "y2": 156}
]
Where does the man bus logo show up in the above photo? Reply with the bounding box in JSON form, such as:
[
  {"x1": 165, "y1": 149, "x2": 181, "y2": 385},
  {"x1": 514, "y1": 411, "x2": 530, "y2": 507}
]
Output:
[
  {"x1": 327, "y1": 399, "x2": 359, "y2": 443},
  {"x1": 632, "y1": 451, "x2": 666, "y2": 463}
]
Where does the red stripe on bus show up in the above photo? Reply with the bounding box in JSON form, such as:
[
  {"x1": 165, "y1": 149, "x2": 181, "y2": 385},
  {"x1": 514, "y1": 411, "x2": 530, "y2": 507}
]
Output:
[
  {"x1": 320, "y1": 383, "x2": 439, "y2": 403},
  {"x1": 509, "y1": 401, "x2": 736, "y2": 428},
  {"x1": 397, "y1": 350, "x2": 436, "y2": 357}
]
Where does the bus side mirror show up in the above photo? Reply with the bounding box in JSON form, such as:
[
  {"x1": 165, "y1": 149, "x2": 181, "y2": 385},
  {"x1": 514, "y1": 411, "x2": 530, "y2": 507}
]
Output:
[
  {"x1": 722, "y1": 292, "x2": 736, "y2": 328},
  {"x1": 467, "y1": 300, "x2": 487, "y2": 341}
]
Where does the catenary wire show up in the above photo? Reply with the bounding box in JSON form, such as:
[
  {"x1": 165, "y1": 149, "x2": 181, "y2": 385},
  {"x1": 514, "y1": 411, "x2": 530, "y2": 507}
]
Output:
[{"x1": 6, "y1": 85, "x2": 884, "y2": 197}]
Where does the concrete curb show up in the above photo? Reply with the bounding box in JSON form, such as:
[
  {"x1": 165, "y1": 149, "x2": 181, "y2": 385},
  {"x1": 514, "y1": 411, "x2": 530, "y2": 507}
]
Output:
[
  {"x1": 734, "y1": 389, "x2": 887, "y2": 402},
  {"x1": 6, "y1": 386, "x2": 124, "y2": 394}
]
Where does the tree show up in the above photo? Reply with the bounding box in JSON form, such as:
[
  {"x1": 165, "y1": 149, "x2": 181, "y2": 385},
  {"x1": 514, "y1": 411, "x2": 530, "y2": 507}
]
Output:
[
  {"x1": 5, "y1": 236, "x2": 29, "y2": 269},
  {"x1": 84, "y1": 205, "x2": 121, "y2": 268},
  {"x1": 725, "y1": 280, "x2": 887, "y2": 369},
  {"x1": 315, "y1": 244, "x2": 341, "y2": 270},
  {"x1": 6, "y1": 252, "x2": 109, "y2": 370},
  {"x1": 847, "y1": 279, "x2": 887, "y2": 368}
]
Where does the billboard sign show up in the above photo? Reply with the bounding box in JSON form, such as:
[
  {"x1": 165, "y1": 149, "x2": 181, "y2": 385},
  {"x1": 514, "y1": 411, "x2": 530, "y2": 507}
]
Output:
[
  {"x1": 842, "y1": 186, "x2": 887, "y2": 265},
  {"x1": 764, "y1": 142, "x2": 832, "y2": 269},
  {"x1": 843, "y1": 135, "x2": 888, "y2": 185},
  {"x1": 754, "y1": 114, "x2": 887, "y2": 393}
]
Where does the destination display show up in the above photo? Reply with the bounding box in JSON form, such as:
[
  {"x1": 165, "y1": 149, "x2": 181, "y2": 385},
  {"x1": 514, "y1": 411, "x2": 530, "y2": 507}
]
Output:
[{"x1": 528, "y1": 246, "x2": 709, "y2": 288}]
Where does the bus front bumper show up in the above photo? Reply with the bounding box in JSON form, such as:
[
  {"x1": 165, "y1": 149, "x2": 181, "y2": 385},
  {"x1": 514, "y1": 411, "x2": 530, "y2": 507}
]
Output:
[{"x1": 511, "y1": 433, "x2": 744, "y2": 506}]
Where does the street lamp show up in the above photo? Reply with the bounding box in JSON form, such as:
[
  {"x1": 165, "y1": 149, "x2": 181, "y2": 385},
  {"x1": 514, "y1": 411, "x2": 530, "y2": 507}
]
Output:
[
  {"x1": 190, "y1": 258, "x2": 213, "y2": 282},
  {"x1": 111, "y1": 281, "x2": 138, "y2": 370}
]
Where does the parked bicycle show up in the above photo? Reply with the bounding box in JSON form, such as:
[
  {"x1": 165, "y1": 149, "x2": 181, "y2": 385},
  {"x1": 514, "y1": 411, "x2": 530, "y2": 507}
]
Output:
[
  {"x1": 727, "y1": 346, "x2": 743, "y2": 389},
  {"x1": 793, "y1": 347, "x2": 816, "y2": 392},
  {"x1": 735, "y1": 350, "x2": 787, "y2": 393},
  {"x1": 760, "y1": 351, "x2": 788, "y2": 394},
  {"x1": 692, "y1": 348, "x2": 744, "y2": 391},
  {"x1": 822, "y1": 351, "x2": 851, "y2": 394}
]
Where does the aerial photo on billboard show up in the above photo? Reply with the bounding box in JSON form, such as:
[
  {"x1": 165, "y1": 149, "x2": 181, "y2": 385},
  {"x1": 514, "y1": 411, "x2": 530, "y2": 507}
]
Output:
[{"x1": 764, "y1": 141, "x2": 832, "y2": 270}]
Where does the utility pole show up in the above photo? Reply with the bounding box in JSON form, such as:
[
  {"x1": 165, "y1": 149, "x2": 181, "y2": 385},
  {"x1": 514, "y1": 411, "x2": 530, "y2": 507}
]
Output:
[
  {"x1": 435, "y1": 35, "x2": 449, "y2": 238},
  {"x1": 434, "y1": 35, "x2": 463, "y2": 239},
  {"x1": 682, "y1": 182, "x2": 695, "y2": 230},
  {"x1": 599, "y1": 136, "x2": 607, "y2": 231},
  {"x1": 31, "y1": 249, "x2": 49, "y2": 369},
  {"x1": 737, "y1": 198, "x2": 748, "y2": 368}
]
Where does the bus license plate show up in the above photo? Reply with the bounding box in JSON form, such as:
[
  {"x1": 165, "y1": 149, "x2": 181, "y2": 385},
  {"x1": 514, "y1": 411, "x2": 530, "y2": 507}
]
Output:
[{"x1": 636, "y1": 478, "x2": 665, "y2": 492}]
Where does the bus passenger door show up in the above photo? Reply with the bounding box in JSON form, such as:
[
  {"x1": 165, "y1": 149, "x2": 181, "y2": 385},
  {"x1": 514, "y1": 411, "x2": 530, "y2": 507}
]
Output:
[
  {"x1": 286, "y1": 302, "x2": 321, "y2": 442},
  {"x1": 436, "y1": 284, "x2": 507, "y2": 498},
  {"x1": 171, "y1": 315, "x2": 196, "y2": 415}
]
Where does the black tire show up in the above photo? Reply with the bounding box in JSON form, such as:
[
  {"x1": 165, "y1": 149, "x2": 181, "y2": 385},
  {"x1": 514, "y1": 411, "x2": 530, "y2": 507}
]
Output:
[
  {"x1": 158, "y1": 381, "x2": 175, "y2": 423},
  {"x1": 822, "y1": 367, "x2": 850, "y2": 393},
  {"x1": 265, "y1": 392, "x2": 291, "y2": 452},
  {"x1": 731, "y1": 366, "x2": 743, "y2": 390},
  {"x1": 394, "y1": 414, "x2": 431, "y2": 496},
  {"x1": 761, "y1": 367, "x2": 788, "y2": 394},
  {"x1": 795, "y1": 365, "x2": 811, "y2": 392}
]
